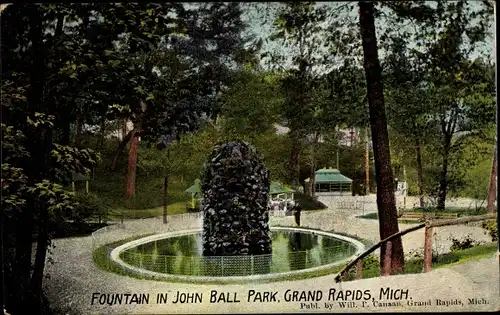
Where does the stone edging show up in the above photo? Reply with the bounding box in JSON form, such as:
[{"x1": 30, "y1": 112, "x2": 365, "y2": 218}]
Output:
[{"x1": 109, "y1": 226, "x2": 366, "y2": 283}]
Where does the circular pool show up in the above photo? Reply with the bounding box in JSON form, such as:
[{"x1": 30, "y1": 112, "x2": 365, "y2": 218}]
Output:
[{"x1": 110, "y1": 227, "x2": 365, "y2": 282}]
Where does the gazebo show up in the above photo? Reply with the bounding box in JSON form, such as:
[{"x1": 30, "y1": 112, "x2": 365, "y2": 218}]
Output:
[
  {"x1": 269, "y1": 181, "x2": 295, "y2": 217},
  {"x1": 269, "y1": 181, "x2": 295, "y2": 201},
  {"x1": 184, "y1": 178, "x2": 202, "y2": 211},
  {"x1": 304, "y1": 168, "x2": 352, "y2": 195}
]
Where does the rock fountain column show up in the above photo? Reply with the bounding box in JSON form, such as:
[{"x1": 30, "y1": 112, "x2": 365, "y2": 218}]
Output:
[{"x1": 201, "y1": 141, "x2": 272, "y2": 256}]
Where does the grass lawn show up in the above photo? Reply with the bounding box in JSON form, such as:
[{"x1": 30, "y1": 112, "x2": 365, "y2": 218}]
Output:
[
  {"x1": 108, "y1": 201, "x2": 189, "y2": 220},
  {"x1": 413, "y1": 206, "x2": 488, "y2": 215},
  {"x1": 94, "y1": 233, "x2": 496, "y2": 284},
  {"x1": 356, "y1": 212, "x2": 421, "y2": 224},
  {"x1": 345, "y1": 242, "x2": 497, "y2": 281},
  {"x1": 357, "y1": 206, "x2": 489, "y2": 224},
  {"x1": 92, "y1": 231, "x2": 363, "y2": 284},
  {"x1": 104, "y1": 192, "x2": 326, "y2": 221}
]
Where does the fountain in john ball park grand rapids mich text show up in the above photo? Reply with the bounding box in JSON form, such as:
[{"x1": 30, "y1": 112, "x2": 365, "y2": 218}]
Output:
[{"x1": 201, "y1": 141, "x2": 272, "y2": 256}]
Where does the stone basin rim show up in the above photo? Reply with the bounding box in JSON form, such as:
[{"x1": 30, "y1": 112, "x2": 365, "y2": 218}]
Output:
[{"x1": 109, "y1": 226, "x2": 366, "y2": 282}]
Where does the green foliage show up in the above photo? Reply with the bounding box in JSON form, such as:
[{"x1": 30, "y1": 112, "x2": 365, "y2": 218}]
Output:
[
  {"x1": 294, "y1": 192, "x2": 327, "y2": 211},
  {"x1": 449, "y1": 234, "x2": 482, "y2": 252},
  {"x1": 27, "y1": 180, "x2": 76, "y2": 217},
  {"x1": 407, "y1": 246, "x2": 441, "y2": 263},
  {"x1": 72, "y1": 193, "x2": 110, "y2": 222},
  {"x1": 51, "y1": 144, "x2": 101, "y2": 181},
  {"x1": 218, "y1": 70, "x2": 284, "y2": 139},
  {"x1": 481, "y1": 221, "x2": 498, "y2": 242}
]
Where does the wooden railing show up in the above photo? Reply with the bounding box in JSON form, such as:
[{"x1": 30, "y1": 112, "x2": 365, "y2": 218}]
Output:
[
  {"x1": 423, "y1": 213, "x2": 497, "y2": 272},
  {"x1": 334, "y1": 212, "x2": 497, "y2": 283}
]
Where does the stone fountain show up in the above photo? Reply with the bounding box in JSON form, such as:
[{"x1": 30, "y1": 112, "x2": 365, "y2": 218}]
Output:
[{"x1": 201, "y1": 141, "x2": 272, "y2": 256}]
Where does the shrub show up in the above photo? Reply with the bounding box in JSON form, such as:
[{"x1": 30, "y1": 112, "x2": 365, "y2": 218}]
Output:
[
  {"x1": 449, "y1": 234, "x2": 482, "y2": 252},
  {"x1": 406, "y1": 247, "x2": 440, "y2": 263},
  {"x1": 362, "y1": 254, "x2": 379, "y2": 269},
  {"x1": 481, "y1": 220, "x2": 498, "y2": 242},
  {"x1": 295, "y1": 192, "x2": 327, "y2": 210},
  {"x1": 72, "y1": 193, "x2": 110, "y2": 222}
]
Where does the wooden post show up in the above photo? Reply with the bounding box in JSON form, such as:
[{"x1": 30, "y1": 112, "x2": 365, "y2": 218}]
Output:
[
  {"x1": 342, "y1": 271, "x2": 349, "y2": 282},
  {"x1": 381, "y1": 240, "x2": 392, "y2": 276},
  {"x1": 334, "y1": 223, "x2": 426, "y2": 282},
  {"x1": 85, "y1": 180, "x2": 89, "y2": 194},
  {"x1": 424, "y1": 226, "x2": 433, "y2": 273},
  {"x1": 355, "y1": 259, "x2": 364, "y2": 279},
  {"x1": 364, "y1": 125, "x2": 370, "y2": 195}
]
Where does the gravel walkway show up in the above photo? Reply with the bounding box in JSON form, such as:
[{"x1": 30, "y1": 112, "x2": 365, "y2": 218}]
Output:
[{"x1": 43, "y1": 196, "x2": 498, "y2": 314}]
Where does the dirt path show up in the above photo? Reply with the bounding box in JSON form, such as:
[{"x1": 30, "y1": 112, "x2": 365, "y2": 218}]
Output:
[{"x1": 43, "y1": 196, "x2": 498, "y2": 314}]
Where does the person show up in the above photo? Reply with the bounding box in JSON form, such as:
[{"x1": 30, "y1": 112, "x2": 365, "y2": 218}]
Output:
[{"x1": 293, "y1": 202, "x2": 302, "y2": 226}]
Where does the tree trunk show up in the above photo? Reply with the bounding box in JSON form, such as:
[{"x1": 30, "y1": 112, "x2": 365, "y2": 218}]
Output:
[
  {"x1": 98, "y1": 117, "x2": 106, "y2": 150},
  {"x1": 350, "y1": 127, "x2": 355, "y2": 147},
  {"x1": 30, "y1": 200, "x2": 49, "y2": 304},
  {"x1": 415, "y1": 137, "x2": 425, "y2": 208},
  {"x1": 11, "y1": 202, "x2": 35, "y2": 314},
  {"x1": 75, "y1": 117, "x2": 83, "y2": 148},
  {"x1": 437, "y1": 139, "x2": 451, "y2": 210},
  {"x1": 110, "y1": 129, "x2": 135, "y2": 171},
  {"x1": 30, "y1": 8, "x2": 65, "y2": 306},
  {"x1": 0, "y1": 212, "x2": 5, "y2": 315},
  {"x1": 122, "y1": 118, "x2": 128, "y2": 139},
  {"x1": 364, "y1": 126, "x2": 370, "y2": 195},
  {"x1": 289, "y1": 133, "x2": 301, "y2": 186},
  {"x1": 61, "y1": 118, "x2": 71, "y2": 145},
  {"x1": 487, "y1": 144, "x2": 497, "y2": 212},
  {"x1": 13, "y1": 5, "x2": 46, "y2": 314},
  {"x1": 125, "y1": 131, "x2": 140, "y2": 200},
  {"x1": 30, "y1": 130, "x2": 55, "y2": 306},
  {"x1": 308, "y1": 163, "x2": 315, "y2": 197},
  {"x1": 163, "y1": 174, "x2": 169, "y2": 224},
  {"x1": 359, "y1": 0, "x2": 405, "y2": 275}
]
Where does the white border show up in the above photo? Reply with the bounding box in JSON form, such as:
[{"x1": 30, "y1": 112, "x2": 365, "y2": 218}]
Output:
[{"x1": 110, "y1": 227, "x2": 365, "y2": 282}]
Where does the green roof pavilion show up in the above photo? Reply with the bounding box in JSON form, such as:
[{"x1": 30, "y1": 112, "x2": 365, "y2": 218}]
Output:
[
  {"x1": 184, "y1": 179, "x2": 202, "y2": 208},
  {"x1": 269, "y1": 181, "x2": 295, "y2": 200},
  {"x1": 304, "y1": 168, "x2": 352, "y2": 194}
]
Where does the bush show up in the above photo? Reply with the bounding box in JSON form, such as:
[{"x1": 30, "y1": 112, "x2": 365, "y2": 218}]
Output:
[
  {"x1": 407, "y1": 247, "x2": 440, "y2": 263},
  {"x1": 346, "y1": 255, "x2": 379, "y2": 280},
  {"x1": 72, "y1": 193, "x2": 110, "y2": 222},
  {"x1": 481, "y1": 220, "x2": 498, "y2": 242},
  {"x1": 449, "y1": 234, "x2": 482, "y2": 252},
  {"x1": 295, "y1": 192, "x2": 327, "y2": 210},
  {"x1": 362, "y1": 254, "x2": 379, "y2": 269}
]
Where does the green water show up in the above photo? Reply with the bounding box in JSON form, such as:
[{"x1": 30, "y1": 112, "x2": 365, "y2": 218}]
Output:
[{"x1": 120, "y1": 230, "x2": 356, "y2": 277}]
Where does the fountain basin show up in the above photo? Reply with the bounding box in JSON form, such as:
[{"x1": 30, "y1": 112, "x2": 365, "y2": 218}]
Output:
[{"x1": 110, "y1": 227, "x2": 365, "y2": 282}]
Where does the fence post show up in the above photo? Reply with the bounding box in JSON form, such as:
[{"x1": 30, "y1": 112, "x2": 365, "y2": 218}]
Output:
[
  {"x1": 355, "y1": 259, "x2": 364, "y2": 280},
  {"x1": 305, "y1": 249, "x2": 309, "y2": 268},
  {"x1": 221, "y1": 256, "x2": 224, "y2": 277},
  {"x1": 251, "y1": 255, "x2": 254, "y2": 275},
  {"x1": 381, "y1": 241, "x2": 392, "y2": 276},
  {"x1": 424, "y1": 226, "x2": 433, "y2": 273}
]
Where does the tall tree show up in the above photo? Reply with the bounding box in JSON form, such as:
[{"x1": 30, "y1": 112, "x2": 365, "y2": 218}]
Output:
[
  {"x1": 486, "y1": 0, "x2": 497, "y2": 213},
  {"x1": 358, "y1": 1, "x2": 405, "y2": 275},
  {"x1": 267, "y1": 2, "x2": 330, "y2": 186},
  {"x1": 267, "y1": 2, "x2": 360, "y2": 186},
  {"x1": 384, "y1": 1, "x2": 495, "y2": 210},
  {"x1": 384, "y1": 37, "x2": 434, "y2": 208}
]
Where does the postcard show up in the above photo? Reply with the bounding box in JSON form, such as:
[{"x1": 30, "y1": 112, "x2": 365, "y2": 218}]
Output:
[{"x1": 1, "y1": 2, "x2": 498, "y2": 315}]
